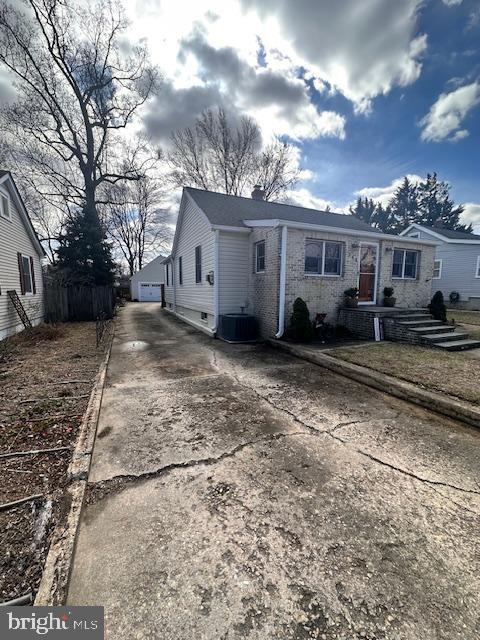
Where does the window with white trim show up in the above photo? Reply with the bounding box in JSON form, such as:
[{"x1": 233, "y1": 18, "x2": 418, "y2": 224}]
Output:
[
  {"x1": 165, "y1": 263, "x2": 170, "y2": 286},
  {"x1": 255, "y1": 240, "x2": 265, "y2": 273},
  {"x1": 195, "y1": 245, "x2": 202, "y2": 283},
  {"x1": 476, "y1": 256, "x2": 480, "y2": 278},
  {"x1": 305, "y1": 240, "x2": 342, "y2": 276},
  {"x1": 0, "y1": 192, "x2": 11, "y2": 220},
  {"x1": 433, "y1": 259, "x2": 442, "y2": 279},
  {"x1": 392, "y1": 249, "x2": 419, "y2": 279}
]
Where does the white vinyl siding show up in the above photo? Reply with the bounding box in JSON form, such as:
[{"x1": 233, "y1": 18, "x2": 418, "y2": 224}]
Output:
[
  {"x1": 170, "y1": 194, "x2": 215, "y2": 315},
  {"x1": 218, "y1": 231, "x2": 250, "y2": 314},
  {"x1": 0, "y1": 183, "x2": 44, "y2": 339}
]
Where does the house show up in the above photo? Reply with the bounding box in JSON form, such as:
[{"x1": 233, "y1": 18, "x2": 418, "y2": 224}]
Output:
[
  {"x1": 0, "y1": 171, "x2": 45, "y2": 340},
  {"x1": 163, "y1": 187, "x2": 436, "y2": 339},
  {"x1": 130, "y1": 255, "x2": 165, "y2": 302},
  {"x1": 401, "y1": 223, "x2": 480, "y2": 310}
]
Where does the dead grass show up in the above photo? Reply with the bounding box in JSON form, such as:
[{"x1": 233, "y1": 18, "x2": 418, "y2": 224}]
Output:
[
  {"x1": 447, "y1": 309, "x2": 480, "y2": 326},
  {"x1": 329, "y1": 342, "x2": 480, "y2": 406}
]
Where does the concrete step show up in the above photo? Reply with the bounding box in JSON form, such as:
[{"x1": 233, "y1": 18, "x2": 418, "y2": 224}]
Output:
[
  {"x1": 409, "y1": 324, "x2": 455, "y2": 334},
  {"x1": 433, "y1": 339, "x2": 480, "y2": 351},
  {"x1": 423, "y1": 331, "x2": 468, "y2": 342},
  {"x1": 397, "y1": 313, "x2": 433, "y2": 321},
  {"x1": 398, "y1": 319, "x2": 444, "y2": 327}
]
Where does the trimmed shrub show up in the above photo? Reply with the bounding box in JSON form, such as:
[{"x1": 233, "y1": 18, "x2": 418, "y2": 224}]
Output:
[
  {"x1": 428, "y1": 290, "x2": 447, "y2": 322},
  {"x1": 289, "y1": 297, "x2": 314, "y2": 342}
]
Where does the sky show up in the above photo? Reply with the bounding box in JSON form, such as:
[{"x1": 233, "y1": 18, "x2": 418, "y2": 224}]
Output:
[{"x1": 123, "y1": 0, "x2": 480, "y2": 230}]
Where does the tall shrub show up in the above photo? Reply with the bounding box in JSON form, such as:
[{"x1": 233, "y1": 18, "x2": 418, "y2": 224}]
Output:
[
  {"x1": 289, "y1": 297, "x2": 313, "y2": 342},
  {"x1": 428, "y1": 290, "x2": 447, "y2": 322}
]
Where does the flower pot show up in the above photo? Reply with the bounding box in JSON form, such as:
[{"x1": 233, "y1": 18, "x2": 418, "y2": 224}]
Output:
[
  {"x1": 344, "y1": 297, "x2": 358, "y2": 308},
  {"x1": 383, "y1": 296, "x2": 396, "y2": 307}
]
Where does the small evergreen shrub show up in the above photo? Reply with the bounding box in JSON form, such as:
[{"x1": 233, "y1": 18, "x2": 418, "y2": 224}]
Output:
[
  {"x1": 428, "y1": 290, "x2": 447, "y2": 322},
  {"x1": 383, "y1": 286, "x2": 394, "y2": 298},
  {"x1": 289, "y1": 297, "x2": 314, "y2": 342}
]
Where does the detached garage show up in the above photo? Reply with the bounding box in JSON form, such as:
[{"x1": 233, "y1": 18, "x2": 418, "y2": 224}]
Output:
[{"x1": 130, "y1": 255, "x2": 165, "y2": 303}]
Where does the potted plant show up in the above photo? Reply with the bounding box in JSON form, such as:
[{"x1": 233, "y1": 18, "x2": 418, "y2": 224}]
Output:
[
  {"x1": 344, "y1": 287, "x2": 359, "y2": 308},
  {"x1": 383, "y1": 286, "x2": 396, "y2": 307}
]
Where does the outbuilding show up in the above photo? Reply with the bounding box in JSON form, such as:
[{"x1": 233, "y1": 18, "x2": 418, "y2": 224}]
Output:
[{"x1": 130, "y1": 255, "x2": 165, "y2": 302}]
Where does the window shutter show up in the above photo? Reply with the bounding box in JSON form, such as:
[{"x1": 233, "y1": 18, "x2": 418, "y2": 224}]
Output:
[
  {"x1": 29, "y1": 256, "x2": 36, "y2": 294},
  {"x1": 17, "y1": 252, "x2": 25, "y2": 295}
]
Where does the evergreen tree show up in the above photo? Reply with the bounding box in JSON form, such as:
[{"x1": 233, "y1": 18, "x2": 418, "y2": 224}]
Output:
[
  {"x1": 416, "y1": 173, "x2": 471, "y2": 232},
  {"x1": 56, "y1": 209, "x2": 115, "y2": 286},
  {"x1": 350, "y1": 197, "x2": 394, "y2": 233},
  {"x1": 389, "y1": 177, "x2": 418, "y2": 233},
  {"x1": 289, "y1": 297, "x2": 313, "y2": 342}
]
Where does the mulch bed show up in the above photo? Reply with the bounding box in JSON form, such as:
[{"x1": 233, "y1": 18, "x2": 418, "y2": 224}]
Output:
[{"x1": 0, "y1": 322, "x2": 109, "y2": 602}]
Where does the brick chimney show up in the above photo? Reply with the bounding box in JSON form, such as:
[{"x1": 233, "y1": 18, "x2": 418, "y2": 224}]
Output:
[{"x1": 251, "y1": 185, "x2": 265, "y2": 200}]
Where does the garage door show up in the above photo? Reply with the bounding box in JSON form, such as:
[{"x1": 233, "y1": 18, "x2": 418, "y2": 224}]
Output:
[{"x1": 139, "y1": 283, "x2": 162, "y2": 302}]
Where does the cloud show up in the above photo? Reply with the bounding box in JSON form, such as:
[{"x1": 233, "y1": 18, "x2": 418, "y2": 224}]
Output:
[
  {"x1": 239, "y1": 0, "x2": 427, "y2": 112},
  {"x1": 420, "y1": 82, "x2": 480, "y2": 142},
  {"x1": 442, "y1": 0, "x2": 462, "y2": 5},
  {"x1": 462, "y1": 202, "x2": 480, "y2": 232},
  {"x1": 355, "y1": 174, "x2": 423, "y2": 208},
  {"x1": 285, "y1": 187, "x2": 336, "y2": 211},
  {"x1": 145, "y1": 27, "x2": 346, "y2": 142}
]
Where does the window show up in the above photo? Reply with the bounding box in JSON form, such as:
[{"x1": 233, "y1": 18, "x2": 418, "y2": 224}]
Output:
[
  {"x1": 433, "y1": 259, "x2": 442, "y2": 279},
  {"x1": 476, "y1": 256, "x2": 480, "y2": 278},
  {"x1": 0, "y1": 192, "x2": 11, "y2": 220},
  {"x1": 178, "y1": 256, "x2": 183, "y2": 285},
  {"x1": 255, "y1": 240, "x2": 265, "y2": 272},
  {"x1": 409, "y1": 232, "x2": 420, "y2": 238},
  {"x1": 195, "y1": 245, "x2": 202, "y2": 283},
  {"x1": 17, "y1": 253, "x2": 34, "y2": 294},
  {"x1": 392, "y1": 249, "x2": 419, "y2": 279},
  {"x1": 305, "y1": 240, "x2": 342, "y2": 276},
  {"x1": 166, "y1": 263, "x2": 170, "y2": 286}
]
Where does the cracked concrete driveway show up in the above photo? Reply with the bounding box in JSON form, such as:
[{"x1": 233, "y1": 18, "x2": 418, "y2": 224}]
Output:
[{"x1": 68, "y1": 303, "x2": 480, "y2": 640}]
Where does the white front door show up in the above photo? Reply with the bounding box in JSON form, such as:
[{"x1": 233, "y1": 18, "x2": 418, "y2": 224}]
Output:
[{"x1": 139, "y1": 283, "x2": 162, "y2": 302}]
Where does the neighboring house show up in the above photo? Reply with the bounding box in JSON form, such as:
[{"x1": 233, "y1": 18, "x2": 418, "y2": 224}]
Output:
[
  {"x1": 0, "y1": 170, "x2": 45, "y2": 340},
  {"x1": 130, "y1": 255, "x2": 165, "y2": 302},
  {"x1": 163, "y1": 187, "x2": 436, "y2": 338},
  {"x1": 401, "y1": 223, "x2": 480, "y2": 310}
]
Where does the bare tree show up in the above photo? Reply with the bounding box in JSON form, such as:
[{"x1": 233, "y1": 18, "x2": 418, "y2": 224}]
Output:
[
  {"x1": 0, "y1": 0, "x2": 157, "y2": 229},
  {"x1": 168, "y1": 107, "x2": 299, "y2": 201},
  {"x1": 105, "y1": 177, "x2": 172, "y2": 275}
]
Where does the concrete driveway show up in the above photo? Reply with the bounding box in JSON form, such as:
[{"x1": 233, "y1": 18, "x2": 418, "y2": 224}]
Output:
[{"x1": 68, "y1": 303, "x2": 480, "y2": 640}]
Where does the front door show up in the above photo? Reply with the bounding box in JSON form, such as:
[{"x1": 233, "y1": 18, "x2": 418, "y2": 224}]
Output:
[{"x1": 358, "y1": 243, "x2": 378, "y2": 304}]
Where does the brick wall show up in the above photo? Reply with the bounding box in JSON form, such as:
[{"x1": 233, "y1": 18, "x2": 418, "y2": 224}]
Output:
[
  {"x1": 338, "y1": 308, "x2": 429, "y2": 345},
  {"x1": 247, "y1": 227, "x2": 281, "y2": 338}
]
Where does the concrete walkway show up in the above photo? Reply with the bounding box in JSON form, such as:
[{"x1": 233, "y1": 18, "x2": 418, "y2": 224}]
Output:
[{"x1": 68, "y1": 304, "x2": 480, "y2": 640}]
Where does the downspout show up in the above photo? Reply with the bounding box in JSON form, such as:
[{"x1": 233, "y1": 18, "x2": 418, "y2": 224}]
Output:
[
  {"x1": 212, "y1": 229, "x2": 220, "y2": 335},
  {"x1": 275, "y1": 225, "x2": 288, "y2": 339}
]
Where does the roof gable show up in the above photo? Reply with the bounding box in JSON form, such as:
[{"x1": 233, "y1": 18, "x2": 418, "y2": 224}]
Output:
[
  {"x1": 185, "y1": 187, "x2": 381, "y2": 235},
  {"x1": 401, "y1": 223, "x2": 480, "y2": 244},
  {"x1": 0, "y1": 171, "x2": 45, "y2": 257}
]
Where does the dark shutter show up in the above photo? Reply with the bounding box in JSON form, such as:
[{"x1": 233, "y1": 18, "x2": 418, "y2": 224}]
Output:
[
  {"x1": 17, "y1": 252, "x2": 25, "y2": 295},
  {"x1": 29, "y1": 256, "x2": 36, "y2": 294}
]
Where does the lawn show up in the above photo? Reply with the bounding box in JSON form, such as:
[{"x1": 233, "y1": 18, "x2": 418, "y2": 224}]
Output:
[
  {"x1": 447, "y1": 309, "x2": 480, "y2": 326},
  {"x1": 329, "y1": 342, "x2": 480, "y2": 406}
]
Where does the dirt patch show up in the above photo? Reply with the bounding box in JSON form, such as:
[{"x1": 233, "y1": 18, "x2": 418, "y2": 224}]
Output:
[
  {"x1": 0, "y1": 322, "x2": 108, "y2": 602},
  {"x1": 329, "y1": 342, "x2": 480, "y2": 406}
]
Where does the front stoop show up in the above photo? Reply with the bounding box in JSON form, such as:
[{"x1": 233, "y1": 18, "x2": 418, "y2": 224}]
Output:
[{"x1": 390, "y1": 311, "x2": 480, "y2": 351}]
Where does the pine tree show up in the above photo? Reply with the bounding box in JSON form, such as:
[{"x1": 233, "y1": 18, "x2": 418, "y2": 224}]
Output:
[
  {"x1": 416, "y1": 173, "x2": 471, "y2": 232},
  {"x1": 389, "y1": 177, "x2": 418, "y2": 233},
  {"x1": 56, "y1": 208, "x2": 115, "y2": 286},
  {"x1": 350, "y1": 198, "x2": 394, "y2": 233}
]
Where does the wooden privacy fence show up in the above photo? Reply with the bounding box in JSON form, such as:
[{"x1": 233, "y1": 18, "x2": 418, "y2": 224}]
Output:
[{"x1": 45, "y1": 285, "x2": 115, "y2": 322}]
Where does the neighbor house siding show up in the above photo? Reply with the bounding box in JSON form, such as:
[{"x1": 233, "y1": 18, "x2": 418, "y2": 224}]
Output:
[
  {"x1": 218, "y1": 231, "x2": 250, "y2": 314},
  {"x1": 404, "y1": 227, "x2": 480, "y2": 308},
  {"x1": 0, "y1": 184, "x2": 44, "y2": 339}
]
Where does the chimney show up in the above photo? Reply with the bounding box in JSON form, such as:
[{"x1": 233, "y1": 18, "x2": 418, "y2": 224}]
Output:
[{"x1": 251, "y1": 185, "x2": 265, "y2": 200}]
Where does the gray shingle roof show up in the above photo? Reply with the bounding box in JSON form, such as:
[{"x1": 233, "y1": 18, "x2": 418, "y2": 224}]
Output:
[
  {"x1": 185, "y1": 187, "x2": 381, "y2": 234},
  {"x1": 424, "y1": 226, "x2": 480, "y2": 240}
]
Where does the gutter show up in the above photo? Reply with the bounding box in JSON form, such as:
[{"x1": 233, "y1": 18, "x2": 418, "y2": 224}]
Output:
[
  {"x1": 275, "y1": 225, "x2": 288, "y2": 339},
  {"x1": 212, "y1": 229, "x2": 220, "y2": 335}
]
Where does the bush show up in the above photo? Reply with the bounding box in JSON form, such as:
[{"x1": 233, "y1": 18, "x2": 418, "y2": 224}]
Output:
[
  {"x1": 344, "y1": 287, "x2": 359, "y2": 299},
  {"x1": 288, "y1": 297, "x2": 314, "y2": 342},
  {"x1": 428, "y1": 291, "x2": 447, "y2": 322},
  {"x1": 383, "y1": 286, "x2": 394, "y2": 298}
]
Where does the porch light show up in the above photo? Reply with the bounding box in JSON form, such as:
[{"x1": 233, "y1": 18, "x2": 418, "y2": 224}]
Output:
[{"x1": 351, "y1": 242, "x2": 360, "y2": 249}]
